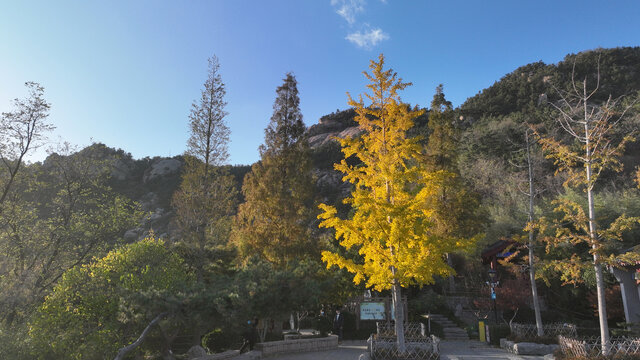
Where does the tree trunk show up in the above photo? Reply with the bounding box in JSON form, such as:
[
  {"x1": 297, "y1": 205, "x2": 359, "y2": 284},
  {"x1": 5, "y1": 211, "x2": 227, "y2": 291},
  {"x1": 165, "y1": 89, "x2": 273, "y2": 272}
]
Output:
[
  {"x1": 259, "y1": 318, "x2": 268, "y2": 343},
  {"x1": 391, "y1": 279, "x2": 406, "y2": 353},
  {"x1": 525, "y1": 130, "x2": 544, "y2": 337},
  {"x1": 588, "y1": 181, "x2": 610, "y2": 355},
  {"x1": 446, "y1": 253, "x2": 456, "y2": 293},
  {"x1": 583, "y1": 79, "x2": 609, "y2": 355},
  {"x1": 528, "y1": 236, "x2": 544, "y2": 337}
]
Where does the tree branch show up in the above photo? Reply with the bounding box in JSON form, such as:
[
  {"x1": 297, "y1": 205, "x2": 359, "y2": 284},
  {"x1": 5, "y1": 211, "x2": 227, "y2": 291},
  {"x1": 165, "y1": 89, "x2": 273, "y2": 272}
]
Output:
[{"x1": 114, "y1": 312, "x2": 169, "y2": 360}]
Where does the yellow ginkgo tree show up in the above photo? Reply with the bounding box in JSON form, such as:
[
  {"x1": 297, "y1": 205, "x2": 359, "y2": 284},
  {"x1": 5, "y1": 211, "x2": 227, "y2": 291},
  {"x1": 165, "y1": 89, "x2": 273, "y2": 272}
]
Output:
[{"x1": 318, "y1": 54, "x2": 477, "y2": 351}]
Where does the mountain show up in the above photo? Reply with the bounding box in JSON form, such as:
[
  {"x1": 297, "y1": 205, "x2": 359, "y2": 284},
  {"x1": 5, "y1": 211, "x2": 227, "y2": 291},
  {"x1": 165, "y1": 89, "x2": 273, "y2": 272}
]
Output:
[
  {"x1": 461, "y1": 47, "x2": 640, "y2": 119},
  {"x1": 26, "y1": 47, "x2": 640, "y2": 244}
]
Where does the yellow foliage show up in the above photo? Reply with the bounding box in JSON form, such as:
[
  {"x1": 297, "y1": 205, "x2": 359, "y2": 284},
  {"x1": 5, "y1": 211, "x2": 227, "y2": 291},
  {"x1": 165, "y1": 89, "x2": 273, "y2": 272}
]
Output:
[{"x1": 319, "y1": 54, "x2": 477, "y2": 292}]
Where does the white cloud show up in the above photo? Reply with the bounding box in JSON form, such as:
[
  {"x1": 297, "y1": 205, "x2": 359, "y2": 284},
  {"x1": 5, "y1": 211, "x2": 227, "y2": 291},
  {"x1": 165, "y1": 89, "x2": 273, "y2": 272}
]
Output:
[
  {"x1": 346, "y1": 27, "x2": 389, "y2": 49},
  {"x1": 331, "y1": 0, "x2": 365, "y2": 24}
]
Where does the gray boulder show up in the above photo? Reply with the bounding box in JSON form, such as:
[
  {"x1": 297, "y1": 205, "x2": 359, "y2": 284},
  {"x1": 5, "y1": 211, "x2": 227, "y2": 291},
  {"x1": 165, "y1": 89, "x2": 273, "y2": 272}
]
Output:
[
  {"x1": 186, "y1": 345, "x2": 208, "y2": 359},
  {"x1": 513, "y1": 342, "x2": 558, "y2": 355}
]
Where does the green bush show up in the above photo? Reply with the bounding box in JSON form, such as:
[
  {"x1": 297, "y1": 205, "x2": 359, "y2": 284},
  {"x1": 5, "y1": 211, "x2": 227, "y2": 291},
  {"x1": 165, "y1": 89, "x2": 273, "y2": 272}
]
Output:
[
  {"x1": 29, "y1": 237, "x2": 194, "y2": 360},
  {"x1": 408, "y1": 290, "x2": 448, "y2": 316},
  {"x1": 314, "y1": 315, "x2": 333, "y2": 336},
  {"x1": 465, "y1": 322, "x2": 479, "y2": 340},
  {"x1": 487, "y1": 324, "x2": 510, "y2": 345},
  {"x1": 298, "y1": 317, "x2": 315, "y2": 329},
  {"x1": 340, "y1": 311, "x2": 377, "y2": 340},
  {"x1": 0, "y1": 325, "x2": 32, "y2": 360},
  {"x1": 202, "y1": 328, "x2": 242, "y2": 353}
]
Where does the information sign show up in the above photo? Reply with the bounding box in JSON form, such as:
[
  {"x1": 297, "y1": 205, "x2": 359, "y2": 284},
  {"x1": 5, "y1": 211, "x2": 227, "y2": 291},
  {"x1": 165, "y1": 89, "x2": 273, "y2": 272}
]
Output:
[{"x1": 360, "y1": 302, "x2": 386, "y2": 320}]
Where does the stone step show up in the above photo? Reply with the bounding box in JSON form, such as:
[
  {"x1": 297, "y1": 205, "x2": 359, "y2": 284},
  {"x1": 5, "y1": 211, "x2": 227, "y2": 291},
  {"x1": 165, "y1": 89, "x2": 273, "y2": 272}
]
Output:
[
  {"x1": 437, "y1": 322, "x2": 456, "y2": 326},
  {"x1": 426, "y1": 314, "x2": 469, "y2": 340},
  {"x1": 444, "y1": 333, "x2": 468, "y2": 338},
  {"x1": 444, "y1": 328, "x2": 467, "y2": 333}
]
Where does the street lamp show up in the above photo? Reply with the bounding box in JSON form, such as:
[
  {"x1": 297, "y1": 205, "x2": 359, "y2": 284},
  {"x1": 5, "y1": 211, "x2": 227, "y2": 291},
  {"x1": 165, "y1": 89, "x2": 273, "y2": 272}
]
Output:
[{"x1": 487, "y1": 269, "x2": 499, "y2": 324}]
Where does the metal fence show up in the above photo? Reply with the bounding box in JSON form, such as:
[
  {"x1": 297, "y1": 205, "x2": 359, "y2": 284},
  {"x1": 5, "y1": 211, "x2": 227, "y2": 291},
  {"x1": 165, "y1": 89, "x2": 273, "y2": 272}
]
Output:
[
  {"x1": 370, "y1": 322, "x2": 440, "y2": 360},
  {"x1": 376, "y1": 323, "x2": 427, "y2": 338},
  {"x1": 510, "y1": 322, "x2": 577, "y2": 339},
  {"x1": 559, "y1": 335, "x2": 640, "y2": 357}
]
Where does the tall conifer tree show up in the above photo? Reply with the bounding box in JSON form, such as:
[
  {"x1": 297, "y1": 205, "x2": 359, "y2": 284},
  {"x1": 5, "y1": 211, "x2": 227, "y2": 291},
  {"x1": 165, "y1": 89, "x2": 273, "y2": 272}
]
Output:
[
  {"x1": 426, "y1": 85, "x2": 457, "y2": 171},
  {"x1": 233, "y1": 73, "x2": 316, "y2": 267},
  {"x1": 173, "y1": 56, "x2": 236, "y2": 284},
  {"x1": 425, "y1": 86, "x2": 483, "y2": 291}
]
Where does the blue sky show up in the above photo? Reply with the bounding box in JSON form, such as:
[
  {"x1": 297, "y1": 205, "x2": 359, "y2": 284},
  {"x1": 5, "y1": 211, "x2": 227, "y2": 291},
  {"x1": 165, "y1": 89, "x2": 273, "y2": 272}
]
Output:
[{"x1": 1, "y1": 1, "x2": 639, "y2": 165}]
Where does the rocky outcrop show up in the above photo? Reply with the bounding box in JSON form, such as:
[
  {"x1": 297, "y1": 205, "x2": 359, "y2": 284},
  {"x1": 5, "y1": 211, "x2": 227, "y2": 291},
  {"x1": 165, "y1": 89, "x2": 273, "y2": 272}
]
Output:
[
  {"x1": 49, "y1": 107, "x2": 359, "y2": 244},
  {"x1": 143, "y1": 158, "x2": 183, "y2": 183},
  {"x1": 308, "y1": 126, "x2": 362, "y2": 148},
  {"x1": 307, "y1": 108, "x2": 359, "y2": 149}
]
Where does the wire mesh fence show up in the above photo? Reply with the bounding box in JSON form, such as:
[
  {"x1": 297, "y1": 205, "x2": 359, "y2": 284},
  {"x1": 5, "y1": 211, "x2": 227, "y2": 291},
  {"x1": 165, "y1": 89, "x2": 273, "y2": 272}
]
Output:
[
  {"x1": 559, "y1": 335, "x2": 640, "y2": 357},
  {"x1": 510, "y1": 322, "x2": 577, "y2": 339},
  {"x1": 370, "y1": 322, "x2": 440, "y2": 360},
  {"x1": 376, "y1": 323, "x2": 427, "y2": 338}
]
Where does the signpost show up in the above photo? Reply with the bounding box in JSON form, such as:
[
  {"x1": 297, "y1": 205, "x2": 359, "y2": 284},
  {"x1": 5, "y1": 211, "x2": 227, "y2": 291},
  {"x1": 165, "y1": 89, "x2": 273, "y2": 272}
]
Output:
[
  {"x1": 360, "y1": 302, "x2": 386, "y2": 320},
  {"x1": 354, "y1": 295, "x2": 407, "y2": 330},
  {"x1": 488, "y1": 269, "x2": 499, "y2": 324}
]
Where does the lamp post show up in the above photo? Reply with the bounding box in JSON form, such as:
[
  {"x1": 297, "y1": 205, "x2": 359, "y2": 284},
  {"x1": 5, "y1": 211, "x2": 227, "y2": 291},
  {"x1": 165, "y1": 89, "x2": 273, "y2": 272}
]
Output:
[{"x1": 488, "y1": 269, "x2": 499, "y2": 324}]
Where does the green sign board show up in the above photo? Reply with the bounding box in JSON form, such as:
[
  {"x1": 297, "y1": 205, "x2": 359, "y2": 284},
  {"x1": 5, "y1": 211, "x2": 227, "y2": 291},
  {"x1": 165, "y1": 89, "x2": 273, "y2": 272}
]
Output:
[{"x1": 360, "y1": 302, "x2": 386, "y2": 320}]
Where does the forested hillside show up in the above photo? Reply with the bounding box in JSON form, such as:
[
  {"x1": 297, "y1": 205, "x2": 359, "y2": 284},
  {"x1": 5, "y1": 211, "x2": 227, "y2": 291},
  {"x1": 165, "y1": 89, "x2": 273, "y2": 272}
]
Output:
[
  {"x1": 1, "y1": 47, "x2": 639, "y2": 358},
  {"x1": 457, "y1": 47, "x2": 640, "y2": 244}
]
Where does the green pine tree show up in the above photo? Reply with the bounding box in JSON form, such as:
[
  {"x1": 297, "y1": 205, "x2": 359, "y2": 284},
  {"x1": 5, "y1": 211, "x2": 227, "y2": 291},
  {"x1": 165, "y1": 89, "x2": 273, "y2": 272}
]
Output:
[
  {"x1": 233, "y1": 73, "x2": 316, "y2": 267},
  {"x1": 172, "y1": 55, "x2": 237, "y2": 283}
]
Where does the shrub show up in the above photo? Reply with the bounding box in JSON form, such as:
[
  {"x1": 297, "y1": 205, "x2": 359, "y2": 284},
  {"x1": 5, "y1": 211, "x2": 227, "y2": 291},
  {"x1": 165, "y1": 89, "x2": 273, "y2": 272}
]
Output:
[
  {"x1": 487, "y1": 324, "x2": 510, "y2": 345},
  {"x1": 29, "y1": 237, "x2": 193, "y2": 359},
  {"x1": 203, "y1": 328, "x2": 242, "y2": 353},
  {"x1": 408, "y1": 290, "x2": 448, "y2": 316}
]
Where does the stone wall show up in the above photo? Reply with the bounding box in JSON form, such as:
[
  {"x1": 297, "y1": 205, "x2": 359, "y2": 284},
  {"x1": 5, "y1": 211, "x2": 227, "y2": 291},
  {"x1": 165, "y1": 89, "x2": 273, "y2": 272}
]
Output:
[{"x1": 254, "y1": 335, "x2": 338, "y2": 356}]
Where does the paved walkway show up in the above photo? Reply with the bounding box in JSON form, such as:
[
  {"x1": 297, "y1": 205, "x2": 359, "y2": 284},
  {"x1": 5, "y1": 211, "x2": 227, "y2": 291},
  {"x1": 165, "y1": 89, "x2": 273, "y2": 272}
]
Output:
[
  {"x1": 439, "y1": 340, "x2": 549, "y2": 360},
  {"x1": 267, "y1": 340, "x2": 551, "y2": 360},
  {"x1": 266, "y1": 341, "x2": 366, "y2": 359}
]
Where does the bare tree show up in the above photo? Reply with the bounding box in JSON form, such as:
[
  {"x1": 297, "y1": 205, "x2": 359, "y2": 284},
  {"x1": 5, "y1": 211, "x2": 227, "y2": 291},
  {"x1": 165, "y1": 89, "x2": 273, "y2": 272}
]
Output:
[
  {"x1": 523, "y1": 129, "x2": 544, "y2": 337},
  {"x1": 537, "y1": 58, "x2": 637, "y2": 355},
  {"x1": 508, "y1": 126, "x2": 545, "y2": 337},
  {"x1": 0, "y1": 82, "x2": 53, "y2": 210}
]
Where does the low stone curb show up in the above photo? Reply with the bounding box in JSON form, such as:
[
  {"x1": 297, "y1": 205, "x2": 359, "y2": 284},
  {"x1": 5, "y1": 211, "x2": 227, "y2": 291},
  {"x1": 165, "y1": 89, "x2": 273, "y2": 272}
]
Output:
[
  {"x1": 230, "y1": 350, "x2": 261, "y2": 359},
  {"x1": 500, "y1": 338, "x2": 558, "y2": 356},
  {"x1": 193, "y1": 349, "x2": 240, "y2": 360},
  {"x1": 254, "y1": 335, "x2": 338, "y2": 357}
]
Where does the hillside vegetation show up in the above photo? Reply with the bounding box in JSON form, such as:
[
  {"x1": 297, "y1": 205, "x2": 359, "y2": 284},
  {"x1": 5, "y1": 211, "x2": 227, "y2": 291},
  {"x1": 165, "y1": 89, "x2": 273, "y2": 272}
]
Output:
[{"x1": 1, "y1": 47, "x2": 639, "y2": 358}]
